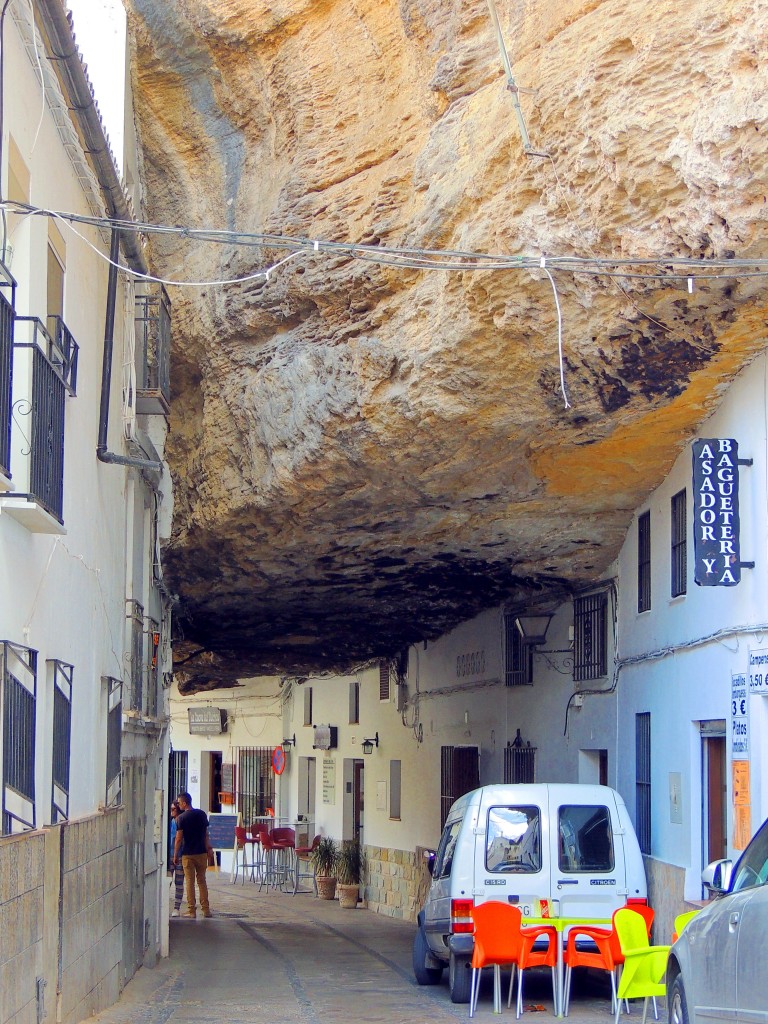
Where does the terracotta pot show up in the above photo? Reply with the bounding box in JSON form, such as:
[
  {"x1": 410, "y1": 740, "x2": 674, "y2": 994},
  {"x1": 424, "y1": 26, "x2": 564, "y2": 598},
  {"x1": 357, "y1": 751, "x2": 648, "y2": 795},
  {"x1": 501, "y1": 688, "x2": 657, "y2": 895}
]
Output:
[
  {"x1": 337, "y1": 883, "x2": 359, "y2": 909},
  {"x1": 316, "y1": 875, "x2": 337, "y2": 900}
]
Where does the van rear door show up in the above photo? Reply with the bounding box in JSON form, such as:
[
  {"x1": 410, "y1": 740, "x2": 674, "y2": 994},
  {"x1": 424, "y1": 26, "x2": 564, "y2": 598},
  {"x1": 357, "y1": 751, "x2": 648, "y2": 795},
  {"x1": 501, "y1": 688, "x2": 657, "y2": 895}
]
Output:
[
  {"x1": 548, "y1": 786, "x2": 626, "y2": 920},
  {"x1": 475, "y1": 796, "x2": 546, "y2": 918}
]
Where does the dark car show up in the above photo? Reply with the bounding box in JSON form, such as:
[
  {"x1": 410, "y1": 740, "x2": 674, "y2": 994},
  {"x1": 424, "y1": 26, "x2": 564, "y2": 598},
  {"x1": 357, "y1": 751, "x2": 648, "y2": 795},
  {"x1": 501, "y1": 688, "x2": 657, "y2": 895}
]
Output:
[{"x1": 667, "y1": 816, "x2": 768, "y2": 1024}]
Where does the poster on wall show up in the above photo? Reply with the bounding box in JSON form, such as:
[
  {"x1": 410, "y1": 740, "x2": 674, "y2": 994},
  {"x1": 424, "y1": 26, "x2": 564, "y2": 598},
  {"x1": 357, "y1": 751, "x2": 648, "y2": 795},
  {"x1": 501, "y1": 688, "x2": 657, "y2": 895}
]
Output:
[
  {"x1": 730, "y1": 672, "x2": 751, "y2": 850},
  {"x1": 322, "y1": 758, "x2": 336, "y2": 804},
  {"x1": 748, "y1": 647, "x2": 768, "y2": 693}
]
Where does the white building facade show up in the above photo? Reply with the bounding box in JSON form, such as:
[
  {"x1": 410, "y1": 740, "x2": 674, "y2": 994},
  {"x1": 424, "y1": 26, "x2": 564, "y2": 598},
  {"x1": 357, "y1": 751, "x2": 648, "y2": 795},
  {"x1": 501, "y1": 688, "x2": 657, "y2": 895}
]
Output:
[{"x1": 0, "y1": 3, "x2": 173, "y2": 1022}]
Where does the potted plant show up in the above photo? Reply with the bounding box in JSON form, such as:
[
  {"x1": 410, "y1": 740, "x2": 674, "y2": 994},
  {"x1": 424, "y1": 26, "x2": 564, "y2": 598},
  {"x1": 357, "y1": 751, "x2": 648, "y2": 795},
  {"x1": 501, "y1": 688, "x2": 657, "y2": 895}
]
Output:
[
  {"x1": 310, "y1": 835, "x2": 339, "y2": 900},
  {"x1": 336, "y1": 838, "x2": 366, "y2": 908}
]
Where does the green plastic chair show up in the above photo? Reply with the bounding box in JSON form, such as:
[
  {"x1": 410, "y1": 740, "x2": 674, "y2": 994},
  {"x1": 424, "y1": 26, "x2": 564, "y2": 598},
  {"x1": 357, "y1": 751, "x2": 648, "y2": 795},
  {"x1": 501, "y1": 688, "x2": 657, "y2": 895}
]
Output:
[
  {"x1": 672, "y1": 909, "x2": 699, "y2": 942},
  {"x1": 613, "y1": 908, "x2": 670, "y2": 1024}
]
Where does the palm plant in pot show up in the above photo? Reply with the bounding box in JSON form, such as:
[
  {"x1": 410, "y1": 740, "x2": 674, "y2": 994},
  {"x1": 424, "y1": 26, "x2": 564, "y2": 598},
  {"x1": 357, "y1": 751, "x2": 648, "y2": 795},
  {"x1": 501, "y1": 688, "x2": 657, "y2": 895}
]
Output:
[
  {"x1": 310, "y1": 835, "x2": 339, "y2": 900},
  {"x1": 336, "y1": 839, "x2": 366, "y2": 909}
]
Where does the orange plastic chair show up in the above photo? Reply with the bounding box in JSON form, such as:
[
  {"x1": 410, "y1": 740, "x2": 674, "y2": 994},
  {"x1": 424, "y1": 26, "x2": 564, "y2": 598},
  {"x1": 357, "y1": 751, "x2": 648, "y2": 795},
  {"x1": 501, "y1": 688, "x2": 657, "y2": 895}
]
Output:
[
  {"x1": 563, "y1": 922, "x2": 617, "y2": 1014},
  {"x1": 468, "y1": 901, "x2": 558, "y2": 1019}
]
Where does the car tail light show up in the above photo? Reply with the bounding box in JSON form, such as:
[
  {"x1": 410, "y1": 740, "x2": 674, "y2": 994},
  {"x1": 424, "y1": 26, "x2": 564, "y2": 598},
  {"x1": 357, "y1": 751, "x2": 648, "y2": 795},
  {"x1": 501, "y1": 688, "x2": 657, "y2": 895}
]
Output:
[
  {"x1": 451, "y1": 898, "x2": 474, "y2": 933},
  {"x1": 626, "y1": 897, "x2": 648, "y2": 907}
]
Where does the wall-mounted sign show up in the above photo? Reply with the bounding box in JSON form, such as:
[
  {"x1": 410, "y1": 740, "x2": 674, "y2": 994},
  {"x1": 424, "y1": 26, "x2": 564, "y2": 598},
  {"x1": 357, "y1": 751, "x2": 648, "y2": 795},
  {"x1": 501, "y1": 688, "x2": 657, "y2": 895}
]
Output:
[
  {"x1": 322, "y1": 757, "x2": 336, "y2": 804},
  {"x1": 187, "y1": 706, "x2": 228, "y2": 735},
  {"x1": 748, "y1": 648, "x2": 768, "y2": 693},
  {"x1": 313, "y1": 724, "x2": 338, "y2": 750},
  {"x1": 731, "y1": 672, "x2": 749, "y2": 757},
  {"x1": 692, "y1": 438, "x2": 741, "y2": 586}
]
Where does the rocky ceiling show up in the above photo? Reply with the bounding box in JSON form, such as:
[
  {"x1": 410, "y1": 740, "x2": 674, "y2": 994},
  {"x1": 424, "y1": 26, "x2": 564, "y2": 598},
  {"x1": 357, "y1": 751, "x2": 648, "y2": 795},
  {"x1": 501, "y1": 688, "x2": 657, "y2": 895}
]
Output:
[{"x1": 124, "y1": 0, "x2": 768, "y2": 691}]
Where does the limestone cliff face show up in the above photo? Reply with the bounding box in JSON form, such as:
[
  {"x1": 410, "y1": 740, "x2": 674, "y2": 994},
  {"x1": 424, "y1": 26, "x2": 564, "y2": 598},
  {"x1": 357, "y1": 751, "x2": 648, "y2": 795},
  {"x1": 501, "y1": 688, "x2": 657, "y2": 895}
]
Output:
[{"x1": 124, "y1": 0, "x2": 768, "y2": 689}]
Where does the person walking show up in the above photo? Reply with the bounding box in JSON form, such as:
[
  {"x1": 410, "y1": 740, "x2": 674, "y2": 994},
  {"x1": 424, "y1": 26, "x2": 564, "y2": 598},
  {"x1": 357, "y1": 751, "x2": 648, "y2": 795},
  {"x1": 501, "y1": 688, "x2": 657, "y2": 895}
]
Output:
[
  {"x1": 169, "y1": 801, "x2": 185, "y2": 917},
  {"x1": 173, "y1": 792, "x2": 214, "y2": 918}
]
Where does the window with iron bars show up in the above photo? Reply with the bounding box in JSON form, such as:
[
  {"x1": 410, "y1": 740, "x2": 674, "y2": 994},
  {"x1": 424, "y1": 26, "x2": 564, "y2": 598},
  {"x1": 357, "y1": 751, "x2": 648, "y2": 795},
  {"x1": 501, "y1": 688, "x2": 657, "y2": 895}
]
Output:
[
  {"x1": 638, "y1": 511, "x2": 651, "y2": 613},
  {"x1": 0, "y1": 262, "x2": 16, "y2": 480},
  {"x1": 134, "y1": 286, "x2": 171, "y2": 415},
  {"x1": 504, "y1": 612, "x2": 533, "y2": 686},
  {"x1": 504, "y1": 743, "x2": 536, "y2": 783},
  {"x1": 671, "y1": 490, "x2": 687, "y2": 598},
  {"x1": 126, "y1": 600, "x2": 144, "y2": 713},
  {"x1": 236, "y1": 747, "x2": 275, "y2": 825},
  {"x1": 105, "y1": 677, "x2": 122, "y2": 807},
  {"x1": 636, "y1": 712, "x2": 651, "y2": 855},
  {"x1": 1, "y1": 641, "x2": 37, "y2": 835},
  {"x1": 50, "y1": 659, "x2": 73, "y2": 824},
  {"x1": 7, "y1": 316, "x2": 78, "y2": 523},
  {"x1": 573, "y1": 592, "x2": 608, "y2": 682}
]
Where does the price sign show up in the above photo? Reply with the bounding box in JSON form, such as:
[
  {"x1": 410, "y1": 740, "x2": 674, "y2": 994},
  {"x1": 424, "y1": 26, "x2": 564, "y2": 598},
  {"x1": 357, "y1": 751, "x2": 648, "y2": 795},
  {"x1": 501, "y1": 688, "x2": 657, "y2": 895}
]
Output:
[
  {"x1": 731, "y1": 673, "x2": 749, "y2": 758},
  {"x1": 749, "y1": 649, "x2": 768, "y2": 693}
]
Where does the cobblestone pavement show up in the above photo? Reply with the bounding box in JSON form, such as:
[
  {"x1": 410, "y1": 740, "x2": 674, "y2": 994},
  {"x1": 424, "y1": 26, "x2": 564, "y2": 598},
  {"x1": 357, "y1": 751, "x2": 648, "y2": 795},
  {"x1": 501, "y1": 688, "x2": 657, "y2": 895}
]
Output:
[{"x1": 89, "y1": 872, "x2": 665, "y2": 1024}]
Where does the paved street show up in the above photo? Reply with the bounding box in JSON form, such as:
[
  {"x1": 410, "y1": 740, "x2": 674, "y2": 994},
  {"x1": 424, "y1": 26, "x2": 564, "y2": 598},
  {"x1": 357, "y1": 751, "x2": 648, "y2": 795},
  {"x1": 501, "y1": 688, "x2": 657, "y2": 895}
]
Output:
[{"x1": 88, "y1": 872, "x2": 663, "y2": 1024}]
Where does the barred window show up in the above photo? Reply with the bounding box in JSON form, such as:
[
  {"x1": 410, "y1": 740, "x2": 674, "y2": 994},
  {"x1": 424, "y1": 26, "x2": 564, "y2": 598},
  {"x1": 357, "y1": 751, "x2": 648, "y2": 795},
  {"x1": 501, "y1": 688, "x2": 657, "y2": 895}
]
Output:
[
  {"x1": 303, "y1": 686, "x2": 313, "y2": 726},
  {"x1": 1, "y1": 641, "x2": 37, "y2": 835},
  {"x1": 636, "y1": 712, "x2": 651, "y2": 854},
  {"x1": 638, "y1": 511, "x2": 651, "y2": 612},
  {"x1": 105, "y1": 676, "x2": 122, "y2": 807},
  {"x1": 504, "y1": 612, "x2": 533, "y2": 686},
  {"x1": 379, "y1": 661, "x2": 390, "y2": 702},
  {"x1": 50, "y1": 660, "x2": 73, "y2": 823},
  {"x1": 671, "y1": 490, "x2": 687, "y2": 597},
  {"x1": 573, "y1": 592, "x2": 608, "y2": 682},
  {"x1": 349, "y1": 681, "x2": 359, "y2": 724}
]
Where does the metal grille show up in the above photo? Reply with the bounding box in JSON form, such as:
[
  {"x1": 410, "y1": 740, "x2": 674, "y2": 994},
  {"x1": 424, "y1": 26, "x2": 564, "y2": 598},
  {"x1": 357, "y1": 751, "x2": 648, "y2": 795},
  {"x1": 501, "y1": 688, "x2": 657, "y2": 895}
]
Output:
[
  {"x1": 1, "y1": 641, "x2": 37, "y2": 835},
  {"x1": 236, "y1": 746, "x2": 275, "y2": 824},
  {"x1": 638, "y1": 511, "x2": 651, "y2": 612},
  {"x1": 379, "y1": 661, "x2": 390, "y2": 701},
  {"x1": 504, "y1": 744, "x2": 536, "y2": 783},
  {"x1": 169, "y1": 749, "x2": 188, "y2": 801},
  {"x1": 0, "y1": 272, "x2": 15, "y2": 477},
  {"x1": 671, "y1": 490, "x2": 687, "y2": 597},
  {"x1": 504, "y1": 612, "x2": 533, "y2": 686},
  {"x1": 440, "y1": 745, "x2": 479, "y2": 829},
  {"x1": 635, "y1": 712, "x2": 651, "y2": 854},
  {"x1": 134, "y1": 287, "x2": 171, "y2": 414},
  {"x1": 51, "y1": 660, "x2": 73, "y2": 823},
  {"x1": 349, "y1": 681, "x2": 359, "y2": 724},
  {"x1": 573, "y1": 592, "x2": 608, "y2": 682},
  {"x1": 105, "y1": 677, "x2": 122, "y2": 807},
  {"x1": 46, "y1": 315, "x2": 79, "y2": 395},
  {"x1": 126, "y1": 601, "x2": 144, "y2": 712}
]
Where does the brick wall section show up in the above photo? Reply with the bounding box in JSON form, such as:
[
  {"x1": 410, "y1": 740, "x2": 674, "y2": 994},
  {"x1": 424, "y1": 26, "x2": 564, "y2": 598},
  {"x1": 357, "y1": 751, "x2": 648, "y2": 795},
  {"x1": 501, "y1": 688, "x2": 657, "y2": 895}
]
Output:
[
  {"x1": 0, "y1": 831, "x2": 46, "y2": 1024},
  {"x1": 364, "y1": 845, "x2": 426, "y2": 922},
  {"x1": 0, "y1": 810, "x2": 124, "y2": 1024}
]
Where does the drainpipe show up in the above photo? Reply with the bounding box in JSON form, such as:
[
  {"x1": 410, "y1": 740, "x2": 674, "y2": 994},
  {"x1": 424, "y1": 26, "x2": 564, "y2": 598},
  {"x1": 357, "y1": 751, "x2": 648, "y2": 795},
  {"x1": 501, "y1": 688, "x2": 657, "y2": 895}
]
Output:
[{"x1": 97, "y1": 228, "x2": 162, "y2": 472}]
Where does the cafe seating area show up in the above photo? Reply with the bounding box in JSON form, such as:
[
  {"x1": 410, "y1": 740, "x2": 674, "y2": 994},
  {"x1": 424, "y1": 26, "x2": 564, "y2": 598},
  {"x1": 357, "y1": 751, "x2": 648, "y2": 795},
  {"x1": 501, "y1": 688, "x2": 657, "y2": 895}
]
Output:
[{"x1": 230, "y1": 817, "x2": 320, "y2": 894}]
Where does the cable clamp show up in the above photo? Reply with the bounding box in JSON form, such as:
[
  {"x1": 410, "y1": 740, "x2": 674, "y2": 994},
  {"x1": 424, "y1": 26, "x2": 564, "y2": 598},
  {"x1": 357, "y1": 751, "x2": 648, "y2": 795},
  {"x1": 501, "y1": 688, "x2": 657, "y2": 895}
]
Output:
[
  {"x1": 688, "y1": 277, "x2": 694, "y2": 293},
  {"x1": 313, "y1": 240, "x2": 320, "y2": 252},
  {"x1": 540, "y1": 256, "x2": 547, "y2": 268}
]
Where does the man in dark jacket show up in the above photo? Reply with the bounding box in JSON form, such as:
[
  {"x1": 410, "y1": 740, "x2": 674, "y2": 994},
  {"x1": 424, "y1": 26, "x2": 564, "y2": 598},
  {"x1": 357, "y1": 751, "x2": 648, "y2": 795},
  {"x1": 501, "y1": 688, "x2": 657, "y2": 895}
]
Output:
[{"x1": 173, "y1": 792, "x2": 214, "y2": 918}]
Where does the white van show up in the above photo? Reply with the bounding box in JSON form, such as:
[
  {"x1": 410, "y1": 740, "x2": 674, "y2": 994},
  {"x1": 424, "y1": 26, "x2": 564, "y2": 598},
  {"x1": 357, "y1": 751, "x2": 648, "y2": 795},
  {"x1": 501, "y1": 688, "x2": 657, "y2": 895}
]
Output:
[{"x1": 412, "y1": 783, "x2": 647, "y2": 1003}]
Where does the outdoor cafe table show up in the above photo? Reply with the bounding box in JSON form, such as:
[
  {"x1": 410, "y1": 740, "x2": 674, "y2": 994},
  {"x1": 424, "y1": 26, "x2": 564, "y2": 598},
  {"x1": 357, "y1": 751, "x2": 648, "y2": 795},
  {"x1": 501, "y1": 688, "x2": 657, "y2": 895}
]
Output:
[{"x1": 522, "y1": 915, "x2": 612, "y2": 1018}]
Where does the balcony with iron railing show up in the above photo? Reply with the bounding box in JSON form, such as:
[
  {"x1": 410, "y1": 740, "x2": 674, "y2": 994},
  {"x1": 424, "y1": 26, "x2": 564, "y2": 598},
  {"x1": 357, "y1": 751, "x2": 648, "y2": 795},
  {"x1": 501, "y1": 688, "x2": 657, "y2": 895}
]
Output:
[
  {"x1": 135, "y1": 286, "x2": 171, "y2": 415},
  {"x1": 0, "y1": 261, "x2": 17, "y2": 487},
  {"x1": 1, "y1": 315, "x2": 79, "y2": 529}
]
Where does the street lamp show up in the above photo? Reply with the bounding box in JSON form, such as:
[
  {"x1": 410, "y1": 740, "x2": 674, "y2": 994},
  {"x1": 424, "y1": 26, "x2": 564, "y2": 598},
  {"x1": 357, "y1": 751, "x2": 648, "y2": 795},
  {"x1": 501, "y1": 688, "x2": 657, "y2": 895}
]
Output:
[
  {"x1": 361, "y1": 733, "x2": 379, "y2": 755},
  {"x1": 515, "y1": 614, "x2": 553, "y2": 646}
]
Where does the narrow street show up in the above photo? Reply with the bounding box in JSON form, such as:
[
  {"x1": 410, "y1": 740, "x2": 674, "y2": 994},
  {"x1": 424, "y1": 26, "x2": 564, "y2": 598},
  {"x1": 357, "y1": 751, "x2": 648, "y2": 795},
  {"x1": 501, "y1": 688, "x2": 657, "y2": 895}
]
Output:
[{"x1": 87, "y1": 873, "x2": 645, "y2": 1024}]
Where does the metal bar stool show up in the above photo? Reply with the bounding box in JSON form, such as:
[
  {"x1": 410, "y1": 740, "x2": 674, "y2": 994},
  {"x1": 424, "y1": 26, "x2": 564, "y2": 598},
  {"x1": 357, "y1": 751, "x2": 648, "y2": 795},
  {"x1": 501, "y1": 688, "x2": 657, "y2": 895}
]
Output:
[{"x1": 293, "y1": 835, "x2": 320, "y2": 895}]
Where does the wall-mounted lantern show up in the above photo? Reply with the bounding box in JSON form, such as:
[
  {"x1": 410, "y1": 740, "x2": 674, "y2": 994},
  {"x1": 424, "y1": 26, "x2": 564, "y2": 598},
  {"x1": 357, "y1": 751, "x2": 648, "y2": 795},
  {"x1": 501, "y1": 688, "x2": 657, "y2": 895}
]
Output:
[
  {"x1": 282, "y1": 734, "x2": 296, "y2": 749},
  {"x1": 515, "y1": 614, "x2": 552, "y2": 646},
  {"x1": 361, "y1": 732, "x2": 379, "y2": 755}
]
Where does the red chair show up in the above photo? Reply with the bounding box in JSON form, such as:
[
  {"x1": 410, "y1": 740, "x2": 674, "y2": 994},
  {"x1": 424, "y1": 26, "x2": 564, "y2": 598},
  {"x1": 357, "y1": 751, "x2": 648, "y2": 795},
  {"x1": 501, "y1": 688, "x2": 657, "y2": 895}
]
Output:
[
  {"x1": 233, "y1": 825, "x2": 257, "y2": 884},
  {"x1": 293, "y1": 834, "x2": 321, "y2": 895},
  {"x1": 469, "y1": 901, "x2": 558, "y2": 1019},
  {"x1": 271, "y1": 827, "x2": 296, "y2": 890}
]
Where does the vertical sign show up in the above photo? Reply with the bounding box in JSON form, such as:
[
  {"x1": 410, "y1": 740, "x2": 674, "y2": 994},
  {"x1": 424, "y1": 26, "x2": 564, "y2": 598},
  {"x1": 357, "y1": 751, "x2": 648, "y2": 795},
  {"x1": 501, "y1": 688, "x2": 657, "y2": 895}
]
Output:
[
  {"x1": 731, "y1": 672, "x2": 751, "y2": 850},
  {"x1": 322, "y1": 757, "x2": 336, "y2": 804},
  {"x1": 692, "y1": 438, "x2": 740, "y2": 585}
]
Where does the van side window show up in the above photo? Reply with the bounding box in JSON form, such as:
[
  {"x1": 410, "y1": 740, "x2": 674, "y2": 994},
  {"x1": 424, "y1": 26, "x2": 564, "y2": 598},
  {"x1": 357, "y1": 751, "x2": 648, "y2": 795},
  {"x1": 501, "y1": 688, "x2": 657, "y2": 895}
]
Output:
[
  {"x1": 559, "y1": 804, "x2": 615, "y2": 872},
  {"x1": 434, "y1": 819, "x2": 462, "y2": 879},
  {"x1": 486, "y1": 805, "x2": 541, "y2": 873}
]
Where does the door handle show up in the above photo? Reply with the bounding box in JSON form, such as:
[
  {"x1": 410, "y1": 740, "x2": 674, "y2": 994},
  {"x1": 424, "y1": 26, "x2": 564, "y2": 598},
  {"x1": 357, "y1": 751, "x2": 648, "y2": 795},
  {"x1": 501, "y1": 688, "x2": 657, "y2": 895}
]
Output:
[
  {"x1": 557, "y1": 879, "x2": 579, "y2": 885},
  {"x1": 728, "y1": 911, "x2": 740, "y2": 932}
]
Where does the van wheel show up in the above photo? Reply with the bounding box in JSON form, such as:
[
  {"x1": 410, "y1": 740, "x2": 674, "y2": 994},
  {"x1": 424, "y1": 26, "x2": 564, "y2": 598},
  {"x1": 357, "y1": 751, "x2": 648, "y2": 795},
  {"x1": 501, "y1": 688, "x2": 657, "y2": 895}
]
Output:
[
  {"x1": 449, "y1": 952, "x2": 472, "y2": 1003},
  {"x1": 412, "y1": 926, "x2": 443, "y2": 985},
  {"x1": 669, "y1": 975, "x2": 689, "y2": 1024}
]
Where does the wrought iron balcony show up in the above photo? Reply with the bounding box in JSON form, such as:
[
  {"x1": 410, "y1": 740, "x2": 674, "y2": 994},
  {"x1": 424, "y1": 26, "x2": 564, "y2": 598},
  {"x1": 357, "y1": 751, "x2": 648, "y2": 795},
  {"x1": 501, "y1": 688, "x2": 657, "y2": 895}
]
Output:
[
  {"x1": 0, "y1": 261, "x2": 17, "y2": 482},
  {"x1": 135, "y1": 286, "x2": 171, "y2": 415}
]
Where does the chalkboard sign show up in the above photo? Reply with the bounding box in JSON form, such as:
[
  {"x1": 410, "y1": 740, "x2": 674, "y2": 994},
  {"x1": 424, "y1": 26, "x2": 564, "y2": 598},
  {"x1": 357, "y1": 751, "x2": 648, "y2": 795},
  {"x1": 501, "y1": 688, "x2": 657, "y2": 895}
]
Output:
[{"x1": 207, "y1": 813, "x2": 238, "y2": 850}]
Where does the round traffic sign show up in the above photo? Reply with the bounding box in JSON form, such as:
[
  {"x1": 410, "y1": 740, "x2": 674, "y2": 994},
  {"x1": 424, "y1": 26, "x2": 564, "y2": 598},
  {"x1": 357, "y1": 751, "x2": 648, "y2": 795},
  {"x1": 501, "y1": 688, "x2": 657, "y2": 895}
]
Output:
[{"x1": 272, "y1": 745, "x2": 286, "y2": 775}]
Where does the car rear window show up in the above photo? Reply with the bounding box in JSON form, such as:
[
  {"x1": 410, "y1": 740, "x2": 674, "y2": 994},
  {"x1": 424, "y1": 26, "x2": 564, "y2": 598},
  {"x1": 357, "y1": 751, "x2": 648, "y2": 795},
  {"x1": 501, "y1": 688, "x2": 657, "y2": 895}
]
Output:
[
  {"x1": 486, "y1": 805, "x2": 541, "y2": 873},
  {"x1": 559, "y1": 804, "x2": 615, "y2": 872}
]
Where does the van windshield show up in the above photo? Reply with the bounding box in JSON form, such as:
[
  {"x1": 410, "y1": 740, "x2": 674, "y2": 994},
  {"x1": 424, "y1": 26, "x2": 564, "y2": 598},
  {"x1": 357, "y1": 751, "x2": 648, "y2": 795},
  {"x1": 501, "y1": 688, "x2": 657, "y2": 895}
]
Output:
[
  {"x1": 486, "y1": 805, "x2": 541, "y2": 873},
  {"x1": 558, "y1": 804, "x2": 614, "y2": 872}
]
